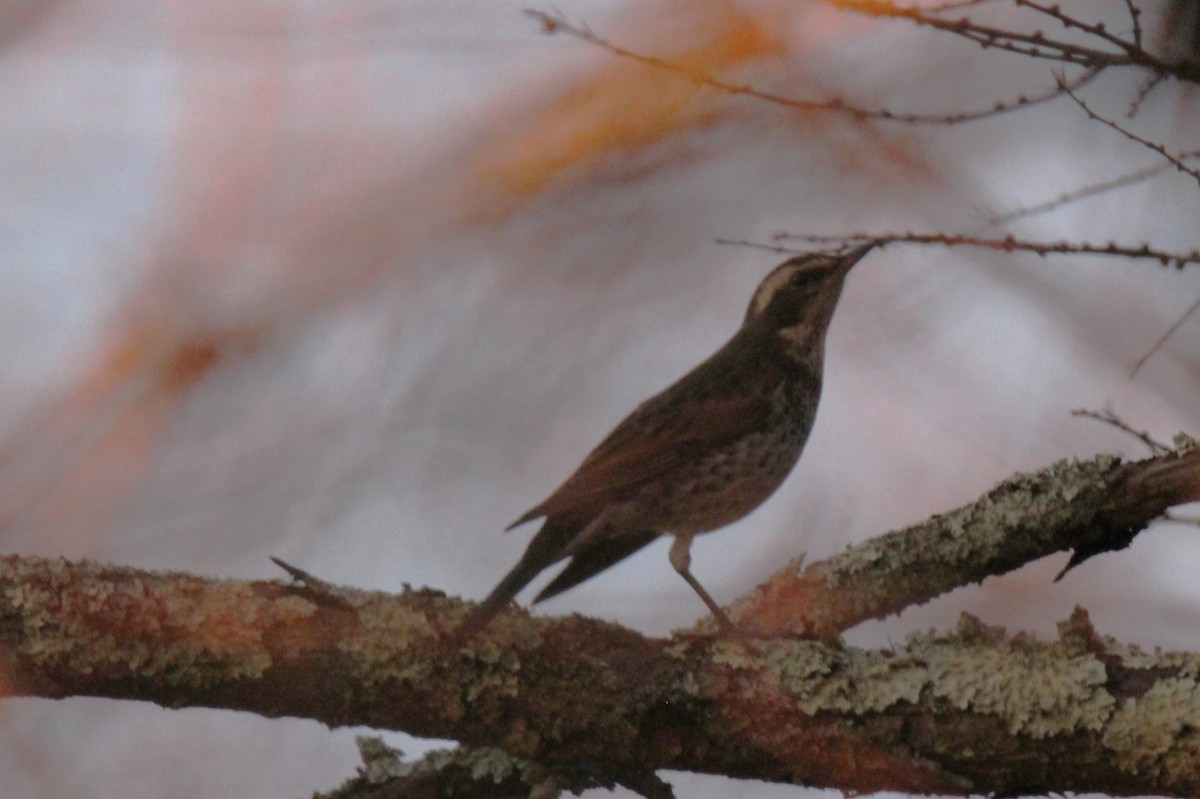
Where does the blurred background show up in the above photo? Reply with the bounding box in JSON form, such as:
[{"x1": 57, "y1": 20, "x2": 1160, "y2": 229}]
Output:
[{"x1": 1, "y1": 0, "x2": 1198, "y2": 796}]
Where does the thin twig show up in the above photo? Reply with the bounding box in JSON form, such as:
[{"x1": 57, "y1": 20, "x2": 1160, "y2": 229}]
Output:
[
  {"x1": 925, "y1": 0, "x2": 1004, "y2": 12},
  {"x1": 1058, "y1": 76, "x2": 1200, "y2": 186},
  {"x1": 1123, "y1": 0, "x2": 1144, "y2": 50},
  {"x1": 825, "y1": 0, "x2": 1200, "y2": 82},
  {"x1": 715, "y1": 238, "x2": 801, "y2": 255},
  {"x1": 1071, "y1": 407, "x2": 1170, "y2": 454},
  {"x1": 830, "y1": 0, "x2": 1146, "y2": 67},
  {"x1": 985, "y1": 162, "x2": 1174, "y2": 227},
  {"x1": 271, "y1": 556, "x2": 356, "y2": 607},
  {"x1": 525, "y1": 9, "x2": 1100, "y2": 126},
  {"x1": 1128, "y1": 71, "x2": 1168, "y2": 116},
  {"x1": 1015, "y1": 0, "x2": 1141, "y2": 56},
  {"x1": 762, "y1": 231, "x2": 1200, "y2": 268},
  {"x1": 1129, "y1": 293, "x2": 1200, "y2": 378}
]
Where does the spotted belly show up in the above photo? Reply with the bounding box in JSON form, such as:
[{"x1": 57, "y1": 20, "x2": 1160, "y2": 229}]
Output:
[{"x1": 641, "y1": 420, "x2": 810, "y2": 534}]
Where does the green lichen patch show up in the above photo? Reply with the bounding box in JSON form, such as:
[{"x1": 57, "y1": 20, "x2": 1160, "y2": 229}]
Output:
[
  {"x1": 328, "y1": 737, "x2": 563, "y2": 799},
  {"x1": 1103, "y1": 677, "x2": 1200, "y2": 781},
  {"x1": 0, "y1": 557, "x2": 282, "y2": 686},
  {"x1": 916, "y1": 615, "x2": 1114, "y2": 738},
  {"x1": 703, "y1": 637, "x2": 929, "y2": 717},
  {"x1": 825, "y1": 455, "x2": 1120, "y2": 588}
]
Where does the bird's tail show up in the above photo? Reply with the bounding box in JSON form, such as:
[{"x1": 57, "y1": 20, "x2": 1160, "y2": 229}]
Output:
[
  {"x1": 456, "y1": 516, "x2": 577, "y2": 637},
  {"x1": 533, "y1": 529, "x2": 659, "y2": 604},
  {"x1": 457, "y1": 556, "x2": 548, "y2": 637}
]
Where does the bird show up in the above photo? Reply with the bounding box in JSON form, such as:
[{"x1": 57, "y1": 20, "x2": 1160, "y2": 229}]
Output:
[{"x1": 461, "y1": 243, "x2": 875, "y2": 635}]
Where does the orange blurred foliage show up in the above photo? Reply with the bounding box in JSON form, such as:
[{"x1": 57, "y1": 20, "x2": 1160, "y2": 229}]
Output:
[{"x1": 471, "y1": 2, "x2": 788, "y2": 204}]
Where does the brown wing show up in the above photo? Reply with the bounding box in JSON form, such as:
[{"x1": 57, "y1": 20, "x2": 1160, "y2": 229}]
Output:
[{"x1": 509, "y1": 325, "x2": 780, "y2": 528}]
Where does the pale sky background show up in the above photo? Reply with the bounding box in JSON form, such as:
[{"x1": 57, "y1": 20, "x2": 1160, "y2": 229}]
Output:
[{"x1": 0, "y1": 1, "x2": 1198, "y2": 797}]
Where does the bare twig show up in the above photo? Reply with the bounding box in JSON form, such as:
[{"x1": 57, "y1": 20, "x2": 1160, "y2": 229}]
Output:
[
  {"x1": 1070, "y1": 407, "x2": 1170, "y2": 454},
  {"x1": 984, "y1": 162, "x2": 1174, "y2": 227},
  {"x1": 1058, "y1": 76, "x2": 1200, "y2": 186},
  {"x1": 525, "y1": 9, "x2": 1100, "y2": 125},
  {"x1": 828, "y1": 0, "x2": 1200, "y2": 82},
  {"x1": 715, "y1": 238, "x2": 802, "y2": 255},
  {"x1": 1123, "y1": 0, "x2": 1144, "y2": 50},
  {"x1": 1128, "y1": 71, "x2": 1167, "y2": 116},
  {"x1": 924, "y1": 0, "x2": 1005, "y2": 12},
  {"x1": 827, "y1": 0, "x2": 1163, "y2": 70},
  {"x1": 1129, "y1": 293, "x2": 1200, "y2": 378},
  {"x1": 270, "y1": 556, "x2": 356, "y2": 607},
  {"x1": 761, "y1": 231, "x2": 1200, "y2": 268},
  {"x1": 1014, "y1": 0, "x2": 1142, "y2": 56}
]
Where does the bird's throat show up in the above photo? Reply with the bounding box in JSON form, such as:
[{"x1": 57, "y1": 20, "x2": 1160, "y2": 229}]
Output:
[{"x1": 774, "y1": 322, "x2": 827, "y2": 362}]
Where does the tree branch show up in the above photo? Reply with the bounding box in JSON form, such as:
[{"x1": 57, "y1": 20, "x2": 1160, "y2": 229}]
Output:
[
  {"x1": 750, "y1": 232, "x2": 1200, "y2": 269},
  {"x1": 728, "y1": 443, "x2": 1200, "y2": 637},
  {"x1": 1, "y1": 445, "x2": 1199, "y2": 795}
]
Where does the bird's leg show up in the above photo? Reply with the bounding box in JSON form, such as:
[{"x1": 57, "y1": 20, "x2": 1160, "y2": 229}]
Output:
[{"x1": 669, "y1": 535, "x2": 735, "y2": 633}]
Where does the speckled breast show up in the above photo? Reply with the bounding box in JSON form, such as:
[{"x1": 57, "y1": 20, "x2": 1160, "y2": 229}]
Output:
[{"x1": 642, "y1": 377, "x2": 819, "y2": 534}]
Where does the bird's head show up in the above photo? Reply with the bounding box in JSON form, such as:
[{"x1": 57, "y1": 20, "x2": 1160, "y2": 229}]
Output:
[{"x1": 744, "y1": 243, "x2": 874, "y2": 350}]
